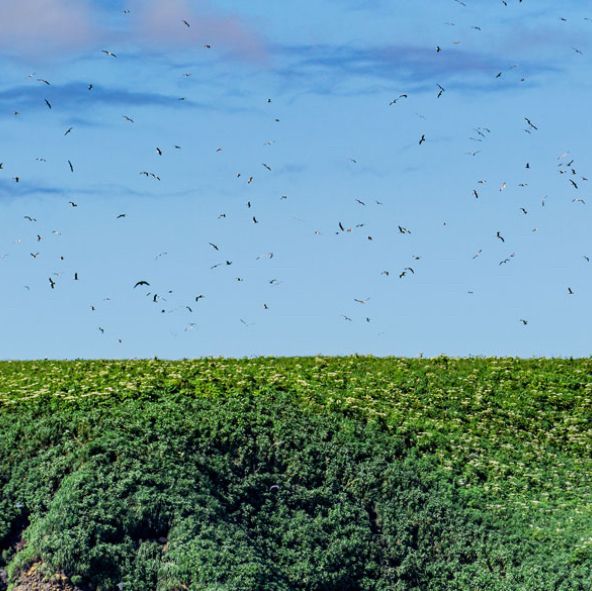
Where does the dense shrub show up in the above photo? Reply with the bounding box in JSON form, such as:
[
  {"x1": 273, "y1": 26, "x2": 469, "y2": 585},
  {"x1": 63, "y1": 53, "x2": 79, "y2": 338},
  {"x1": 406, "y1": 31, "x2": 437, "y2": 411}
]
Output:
[{"x1": 0, "y1": 358, "x2": 590, "y2": 590}]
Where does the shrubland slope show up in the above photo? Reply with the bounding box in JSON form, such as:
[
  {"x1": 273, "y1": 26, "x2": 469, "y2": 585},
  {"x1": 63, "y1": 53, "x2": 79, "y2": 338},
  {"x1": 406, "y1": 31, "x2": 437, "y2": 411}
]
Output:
[{"x1": 0, "y1": 358, "x2": 590, "y2": 590}]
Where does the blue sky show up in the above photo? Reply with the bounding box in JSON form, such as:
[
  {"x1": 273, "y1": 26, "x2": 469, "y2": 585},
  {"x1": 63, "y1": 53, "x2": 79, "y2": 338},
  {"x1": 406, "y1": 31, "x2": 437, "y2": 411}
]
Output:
[{"x1": 0, "y1": 0, "x2": 591, "y2": 358}]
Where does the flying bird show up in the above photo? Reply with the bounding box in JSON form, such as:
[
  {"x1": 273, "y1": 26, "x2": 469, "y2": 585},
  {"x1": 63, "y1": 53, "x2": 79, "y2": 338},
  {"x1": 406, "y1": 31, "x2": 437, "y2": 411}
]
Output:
[
  {"x1": 389, "y1": 94, "x2": 408, "y2": 105},
  {"x1": 524, "y1": 117, "x2": 538, "y2": 130},
  {"x1": 134, "y1": 281, "x2": 150, "y2": 288}
]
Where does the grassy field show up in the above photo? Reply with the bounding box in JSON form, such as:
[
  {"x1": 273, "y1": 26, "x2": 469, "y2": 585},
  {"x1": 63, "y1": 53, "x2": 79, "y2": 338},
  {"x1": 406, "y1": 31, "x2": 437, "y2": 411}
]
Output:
[{"x1": 0, "y1": 357, "x2": 590, "y2": 590}]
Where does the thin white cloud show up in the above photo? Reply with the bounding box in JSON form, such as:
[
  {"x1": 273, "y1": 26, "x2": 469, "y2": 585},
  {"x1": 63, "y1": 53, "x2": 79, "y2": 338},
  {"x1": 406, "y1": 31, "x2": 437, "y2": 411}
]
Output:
[
  {"x1": 0, "y1": 0, "x2": 267, "y2": 62},
  {"x1": 0, "y1": 0, "x2": 98, "y2": 56},
  {"x1": 127, "y1": 0, "x2": 267, "y2": 62}
]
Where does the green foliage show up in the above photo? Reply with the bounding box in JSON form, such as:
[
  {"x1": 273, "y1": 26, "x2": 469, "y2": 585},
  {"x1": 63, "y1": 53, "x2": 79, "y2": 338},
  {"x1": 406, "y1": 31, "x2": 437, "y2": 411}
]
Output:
[{"x1": 0, "y1": 358, "x2": 590, "y2": 590}]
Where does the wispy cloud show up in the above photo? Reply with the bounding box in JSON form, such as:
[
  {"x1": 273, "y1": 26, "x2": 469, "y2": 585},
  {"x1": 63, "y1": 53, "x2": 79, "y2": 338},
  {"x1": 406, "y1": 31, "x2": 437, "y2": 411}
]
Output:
[
  {"x1": 277, "y1": 44, "x2": 556, "y2": 94},
  {"x1": 127, "y1": 0, "x2": 267, "y2": 62},
  {"x1": 0, "y1": 178, "x2": 66, "y2": 198},
  {"x1": 0, "y1": 0, "x2": 98, "y2": 57},
  {"x1": 0, "y1": 82, "x2": 215, "y2": 114},
  {"x1": 0, "y1": 0, "x2": 266, "y2": 63}
]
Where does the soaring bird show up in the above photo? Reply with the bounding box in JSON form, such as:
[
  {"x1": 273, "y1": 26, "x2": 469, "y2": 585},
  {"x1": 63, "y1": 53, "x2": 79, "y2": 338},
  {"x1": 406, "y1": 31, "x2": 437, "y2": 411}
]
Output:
[
  {"x1": 134, "y1": 280, "x2": 150, "y2": 288},
  {"x1": 102, "y1": 49, "x2": 117, "y2": 58},
  {"x1": 389, "y1": 94, "x2": 408, "y2": 105},
  {"x1": 496, "y1": 231, "x2": 505, "y2": 242},
  {"x1": 419, "y1": 134, "x2": 426, "y2": 145},
  {"x1": 524, "y1": 117, "x2": 538, "y2": 130}
]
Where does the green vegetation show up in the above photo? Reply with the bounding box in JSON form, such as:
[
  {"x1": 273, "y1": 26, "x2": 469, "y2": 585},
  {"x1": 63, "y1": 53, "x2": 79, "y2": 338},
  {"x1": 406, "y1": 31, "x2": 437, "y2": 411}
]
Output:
[{"x1": 0, "y1": 357, "x2": 590, "y2": 590}]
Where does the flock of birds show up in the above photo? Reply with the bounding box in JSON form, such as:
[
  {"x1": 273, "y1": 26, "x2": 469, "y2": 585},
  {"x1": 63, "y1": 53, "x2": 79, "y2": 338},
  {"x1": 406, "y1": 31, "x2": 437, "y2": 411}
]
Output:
[{"x1": 0, "y1": 1, "x2": 590, "y2": 351}]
